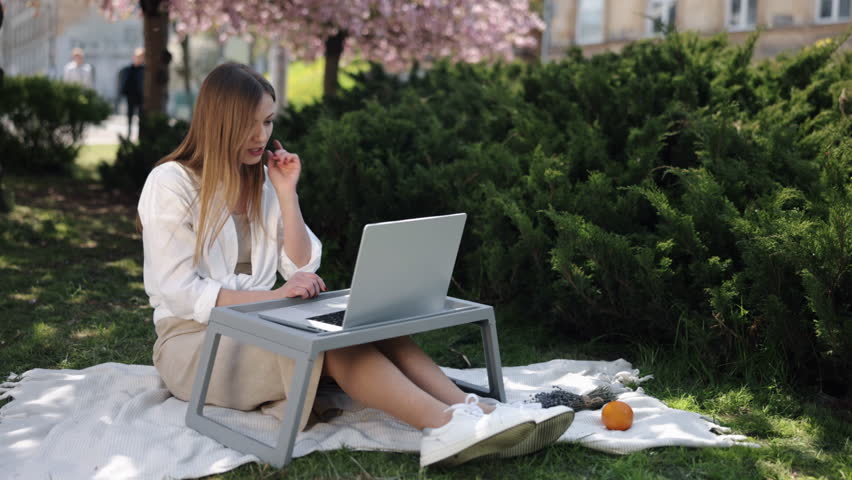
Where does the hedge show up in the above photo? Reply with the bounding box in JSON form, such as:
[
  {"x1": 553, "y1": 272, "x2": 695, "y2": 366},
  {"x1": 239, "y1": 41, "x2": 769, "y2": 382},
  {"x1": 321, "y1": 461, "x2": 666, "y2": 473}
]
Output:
[
  {"x1": 0, "y1": 76, "x2": 111, "y2": 175},
  {"x1": 104, "y1": 30, "x2": 852, "y2": 395},
  {"x1": 283, "y1": 31, "x2": 852, "y2": 394}
]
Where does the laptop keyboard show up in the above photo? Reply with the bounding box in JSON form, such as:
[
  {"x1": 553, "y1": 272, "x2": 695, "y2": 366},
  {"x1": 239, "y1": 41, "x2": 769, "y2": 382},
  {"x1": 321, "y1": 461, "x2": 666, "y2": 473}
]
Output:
[{"x1": 307, "y1": 310, "x2": 346, "y2": 326}]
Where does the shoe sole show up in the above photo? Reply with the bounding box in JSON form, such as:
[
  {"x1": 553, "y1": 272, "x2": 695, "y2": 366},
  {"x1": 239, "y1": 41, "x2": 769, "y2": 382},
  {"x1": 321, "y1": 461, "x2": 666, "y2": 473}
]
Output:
[
  {"x1": 495, "y1": 410, "x2": 575, "y2": 458},
  {"x1": 426, "y1": 421, "x2": 536, "y2": 467}
]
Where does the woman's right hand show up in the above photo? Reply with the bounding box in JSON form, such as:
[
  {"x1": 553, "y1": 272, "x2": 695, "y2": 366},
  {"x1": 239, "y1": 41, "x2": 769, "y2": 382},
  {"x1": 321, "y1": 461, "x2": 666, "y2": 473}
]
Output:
[{"x1": 276, "y1": 272, "x2": 327, "y2": 299}]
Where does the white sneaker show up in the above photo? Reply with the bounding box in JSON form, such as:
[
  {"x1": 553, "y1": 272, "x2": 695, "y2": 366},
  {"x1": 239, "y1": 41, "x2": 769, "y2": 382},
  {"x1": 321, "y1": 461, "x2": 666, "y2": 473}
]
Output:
[
  {"x1": 419, "y1": 394, "x2": 535, "y2": 468},
  {"x1": 482, "y1": 400, "x2": 575, "y2": 458}
]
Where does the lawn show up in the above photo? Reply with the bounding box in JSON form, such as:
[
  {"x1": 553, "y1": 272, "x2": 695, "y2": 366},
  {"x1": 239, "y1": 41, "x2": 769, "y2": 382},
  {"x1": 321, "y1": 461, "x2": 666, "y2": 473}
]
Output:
[
  {"x1": 1, "y1": 166, "x2": 850, "y2": 479},
  {"x1": 74, "y1": 144, "x2": 120, "y2": 181},
  {"x1": 287, "y1": 59, "x2": 370, "y2": 109}
]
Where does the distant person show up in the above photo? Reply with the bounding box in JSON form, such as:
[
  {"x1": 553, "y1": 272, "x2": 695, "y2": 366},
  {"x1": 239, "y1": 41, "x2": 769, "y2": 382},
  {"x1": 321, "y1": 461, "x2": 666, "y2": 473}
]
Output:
[
  {"x1": 62, "y1": 48, "x2": 94, "y2": 88},
  {"x1": 118, "y1": 48, "x2": 145, "y2": 137}
]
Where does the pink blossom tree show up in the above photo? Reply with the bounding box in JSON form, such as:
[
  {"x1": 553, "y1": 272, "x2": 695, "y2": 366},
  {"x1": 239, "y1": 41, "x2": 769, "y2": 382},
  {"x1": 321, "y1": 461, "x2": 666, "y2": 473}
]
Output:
[{"x1": 101, "y1": 0, "x2": 543, "y2": 101}]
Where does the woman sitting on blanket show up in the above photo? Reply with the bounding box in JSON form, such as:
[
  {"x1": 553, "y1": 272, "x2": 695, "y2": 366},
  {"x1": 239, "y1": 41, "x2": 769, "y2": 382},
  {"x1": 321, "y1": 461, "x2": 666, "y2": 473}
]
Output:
[{"x1": 137, "y1": 62, "x2": 574, "y2": 467}]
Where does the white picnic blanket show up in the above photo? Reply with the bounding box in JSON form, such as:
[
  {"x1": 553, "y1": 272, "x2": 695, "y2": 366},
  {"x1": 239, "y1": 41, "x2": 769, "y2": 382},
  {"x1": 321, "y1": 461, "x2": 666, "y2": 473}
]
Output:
[{"x1": 0, "y1": 359, "x2": 757, "y2": 479}]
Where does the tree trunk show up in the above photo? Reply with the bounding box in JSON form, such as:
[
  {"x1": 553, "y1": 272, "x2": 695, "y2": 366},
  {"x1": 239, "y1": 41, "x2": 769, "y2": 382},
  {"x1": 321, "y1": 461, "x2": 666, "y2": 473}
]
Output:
[
  {"x1": 140, "y1": 0, "x2": 170, "y2": 138},
  {"x1": 322, "y1": 31, "x2": 347, "y2": 99},
  {"x1": 0, "y1": 163, "x2": 9, "y2": 214},
  {"x1": 180, "y1": 33, "x2": 191, "y2": 116},
  {"x1": 269, "y1": 42, "x2": 289, "y2": 109},
  {"x1": 248, "y1": 36, "x2": 255, "y2": 69}
]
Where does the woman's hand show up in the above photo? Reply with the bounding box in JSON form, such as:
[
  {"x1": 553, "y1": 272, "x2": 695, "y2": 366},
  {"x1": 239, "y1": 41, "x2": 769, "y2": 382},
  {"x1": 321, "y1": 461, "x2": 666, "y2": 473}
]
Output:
[
  {"x1": 266, "y1": 139, "x2": 301, "y2": 195},
  {"x1": 275, "y1": 272, "x2": 327, "y2": 299}
]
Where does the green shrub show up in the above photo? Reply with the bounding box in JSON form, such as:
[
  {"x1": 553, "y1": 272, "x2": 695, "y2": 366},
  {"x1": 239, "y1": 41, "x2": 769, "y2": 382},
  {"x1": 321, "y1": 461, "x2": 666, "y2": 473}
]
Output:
[
  {"x1": 0, "y1": 76, "x2": 111, "y2": 175},
  {"x1": 105, "y1": 30, "x2": 852, "y2": 395},
  {"x1": 98, "y1": 114, "x2": 189, "y2": 196},
  {"x1": 284, "y1": 31, "x2": 852, "y2": 395}
]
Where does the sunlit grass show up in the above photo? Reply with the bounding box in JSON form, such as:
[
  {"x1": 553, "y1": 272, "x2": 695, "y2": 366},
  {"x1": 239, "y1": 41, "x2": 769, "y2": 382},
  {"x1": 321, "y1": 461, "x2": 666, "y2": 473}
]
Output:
[
  {"x1": 663, "y1": 394, "x2": 700, "y2": 411},
  {"x1": 32, "y1": 322, "x2": 59, "y2": 341},
  {"x1": 287, "y1": 59, "x2": 369, "y2": 108},
  {"x1": 0, "y1": 257, "x2": 20, "y2": 269},
  {"x1": 105, "y1": 258, "x2": 143, "y2": 276},
  {"x1": 9, "y1": 291, "x2": 38, "y2": 302},
  {"x1": 72, "y1": 328, "x2": 103, "y2": 339},
  {"x1": 75, "y1": 144, "x2": 119, "y2": 180},
  {"x1": 709, "y1": 387, "x2": 757, "y2": 414}
]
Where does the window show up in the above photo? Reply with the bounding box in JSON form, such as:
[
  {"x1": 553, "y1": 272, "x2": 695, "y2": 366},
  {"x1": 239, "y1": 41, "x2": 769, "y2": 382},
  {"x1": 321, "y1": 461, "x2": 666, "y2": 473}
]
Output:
[
  {"x1": 727, "y1": 0, "x2": 757, "y2": 30},
  {"x1": 576, "y1": 0, "x2": 604, "y2": 45},
  {"x1": 817, "y1": 0, "x2": 851, "y2": 22},
  {"x1": 646, "y1": 0, "x2": 677, "y2": 35}
]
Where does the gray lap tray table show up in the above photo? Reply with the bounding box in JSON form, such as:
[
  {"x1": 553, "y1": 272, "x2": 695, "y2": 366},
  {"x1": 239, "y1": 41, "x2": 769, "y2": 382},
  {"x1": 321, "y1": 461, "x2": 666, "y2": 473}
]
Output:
[{"x1": 185, "y1": 289, "x2": 507, "y2": 467}]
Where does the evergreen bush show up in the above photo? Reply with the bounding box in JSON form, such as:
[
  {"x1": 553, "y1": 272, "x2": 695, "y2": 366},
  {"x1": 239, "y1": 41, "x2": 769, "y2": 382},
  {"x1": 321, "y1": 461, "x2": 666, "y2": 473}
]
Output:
[
  {"x1": 110, "y1": 30, "x2": 851, "y2": 396},
  {"x1": 98, "y1": 114, "x2": 189, "y2": 196},
  {"x1": 0, "y1": 76, "x2": 111, "y2": 175},
  {"x1": 284, "y1": 31, "x2": 852, "y2": 396}
]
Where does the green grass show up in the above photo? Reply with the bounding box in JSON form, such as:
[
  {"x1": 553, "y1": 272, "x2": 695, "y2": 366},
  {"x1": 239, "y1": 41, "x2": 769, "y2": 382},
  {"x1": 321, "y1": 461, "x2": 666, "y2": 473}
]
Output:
[
  {"x1": 74, "y1": 144, "x2": 119, "y2": 181},
  {"x1": 1, "y1": 170, "x2": 850, "y2": 479},
  {"x1": 287, "y1": 59, "x2": 369, "y2": 109}
]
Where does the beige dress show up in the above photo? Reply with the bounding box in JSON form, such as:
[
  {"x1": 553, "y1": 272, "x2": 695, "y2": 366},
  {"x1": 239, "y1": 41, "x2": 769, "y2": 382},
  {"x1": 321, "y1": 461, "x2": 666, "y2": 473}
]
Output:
[{"x1": 152, "y1": 213, "x2": 325, "y2": 431}]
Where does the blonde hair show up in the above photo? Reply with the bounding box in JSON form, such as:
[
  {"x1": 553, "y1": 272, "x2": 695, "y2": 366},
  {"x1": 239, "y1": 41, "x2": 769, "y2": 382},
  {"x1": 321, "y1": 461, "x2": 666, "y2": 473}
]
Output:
[{"x1": 140, "y1": 63, "x2": 276, "y2": 265}]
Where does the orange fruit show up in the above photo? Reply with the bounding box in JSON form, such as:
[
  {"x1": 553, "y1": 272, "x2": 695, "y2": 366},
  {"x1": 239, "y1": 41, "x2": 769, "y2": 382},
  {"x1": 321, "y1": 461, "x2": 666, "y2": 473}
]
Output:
[{"x1": 601, "y1": 400, "x2": 633, "y2": 430}]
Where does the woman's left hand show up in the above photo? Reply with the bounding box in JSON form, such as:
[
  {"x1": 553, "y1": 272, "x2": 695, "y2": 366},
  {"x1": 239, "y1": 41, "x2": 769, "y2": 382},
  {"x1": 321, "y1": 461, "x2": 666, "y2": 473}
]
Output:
[{"x1": 266, "y1": 139, "x2": 301, "y2": 194}]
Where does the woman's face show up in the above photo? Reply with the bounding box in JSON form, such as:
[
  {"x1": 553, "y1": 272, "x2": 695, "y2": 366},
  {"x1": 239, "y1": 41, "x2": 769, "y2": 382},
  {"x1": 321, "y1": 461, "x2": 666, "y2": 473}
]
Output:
[{"x1": 241, "y1": 93, "x2": 276, "y2": 166}]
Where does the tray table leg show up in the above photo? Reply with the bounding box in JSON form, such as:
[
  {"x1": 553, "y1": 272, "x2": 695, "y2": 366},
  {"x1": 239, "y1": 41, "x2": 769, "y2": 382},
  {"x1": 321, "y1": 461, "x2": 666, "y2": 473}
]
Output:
[
  {"x1": 480, "y1": 310, "x2": 506, "y2": 402},
  {"x1": 448, "y1": 311, "x2": 507, "y2": 402},
  {"x1": 268, "y1": 353, "x2": 317, "y2": 467},
  {"x1": 186, "y1": 328, "x2": 221, "y2": 418},
  {"x1": 185, "y1": 324, "x2": 318, "y2": 468}
]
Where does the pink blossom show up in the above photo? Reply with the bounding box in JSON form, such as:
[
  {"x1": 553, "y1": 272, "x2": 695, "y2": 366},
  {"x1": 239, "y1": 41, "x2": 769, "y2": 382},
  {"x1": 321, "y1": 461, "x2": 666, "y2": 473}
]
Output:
[{"x1": 101, "y1": 0, "x2": 544, "y2": 70}]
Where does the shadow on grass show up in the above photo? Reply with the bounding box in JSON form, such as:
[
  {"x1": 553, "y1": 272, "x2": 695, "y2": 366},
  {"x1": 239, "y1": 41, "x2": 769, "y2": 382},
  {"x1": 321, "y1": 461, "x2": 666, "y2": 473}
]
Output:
[
  {"x1": 216, "y1": 437, "x2": 844, "y2": 479},
  {"x1": 0, "y1": 176, "x2": 155, "y2": 376},
  {"x1": 802, "y1": 402, "x2": 852, "y2": 458}
]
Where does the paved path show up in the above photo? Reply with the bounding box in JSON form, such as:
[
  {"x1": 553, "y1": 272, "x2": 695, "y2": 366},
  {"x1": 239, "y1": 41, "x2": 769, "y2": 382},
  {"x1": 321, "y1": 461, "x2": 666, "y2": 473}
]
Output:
[{"x1": 84, "y1": 114, "x2": 138, "y2": 145}]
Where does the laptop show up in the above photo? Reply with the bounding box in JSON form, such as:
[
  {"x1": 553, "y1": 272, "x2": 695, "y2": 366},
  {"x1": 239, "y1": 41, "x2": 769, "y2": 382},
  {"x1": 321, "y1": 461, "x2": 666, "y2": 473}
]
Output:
[{"x1": 258, "y1": 213, "x2": 467, "y2": 333}]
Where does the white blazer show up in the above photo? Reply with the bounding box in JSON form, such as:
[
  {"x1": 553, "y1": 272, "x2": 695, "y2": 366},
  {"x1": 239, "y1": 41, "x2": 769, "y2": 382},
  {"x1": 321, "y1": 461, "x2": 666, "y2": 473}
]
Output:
[{"x1": 138, "y1": 162, "x2": 322, "y2": 325}]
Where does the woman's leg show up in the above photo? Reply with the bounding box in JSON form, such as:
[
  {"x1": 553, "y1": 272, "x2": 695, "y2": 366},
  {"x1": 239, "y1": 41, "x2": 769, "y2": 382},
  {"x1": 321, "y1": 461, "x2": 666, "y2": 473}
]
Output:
[
  {"x1": 372, "y1": 336, "x2": 494, "y2": 412},
  {"x1": 322, "y1": 343, "x2": 453, "y2": 430},
  {"x1": 324, "y1": 341, "x2": 538, "y2": 468}
]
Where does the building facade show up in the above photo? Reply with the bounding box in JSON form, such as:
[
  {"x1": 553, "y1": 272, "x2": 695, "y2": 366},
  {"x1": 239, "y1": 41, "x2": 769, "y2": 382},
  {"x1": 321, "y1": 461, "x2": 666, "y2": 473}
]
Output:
[
  {"x1": 543, "y1": 0, "x2": 852, "y2": 60},
  {"x1": 0, "y1": 0, "x2": 142, "y2": 102}
]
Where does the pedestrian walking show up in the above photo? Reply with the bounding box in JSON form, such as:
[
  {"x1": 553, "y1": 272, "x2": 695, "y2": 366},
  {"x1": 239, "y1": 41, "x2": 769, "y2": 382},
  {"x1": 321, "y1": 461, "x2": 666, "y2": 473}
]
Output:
[{"x1": 118, "y1": 47, "x2": 145, "y2": 138}]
